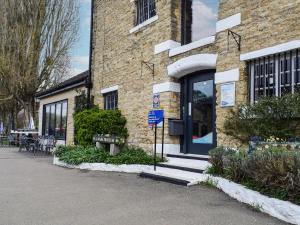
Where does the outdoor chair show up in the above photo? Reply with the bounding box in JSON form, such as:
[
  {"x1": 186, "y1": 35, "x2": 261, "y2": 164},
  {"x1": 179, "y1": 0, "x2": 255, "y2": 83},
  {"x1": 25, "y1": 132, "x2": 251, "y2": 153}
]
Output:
[
  {"x1": 7, "y1": 135, "x2": 16, "y2": 146},
  {"x1": 45, "y1": 136, "x2": 56, "y2": 154},
  {"x1": 19, "y1": 135, "x2": 29, "y2": 152}
]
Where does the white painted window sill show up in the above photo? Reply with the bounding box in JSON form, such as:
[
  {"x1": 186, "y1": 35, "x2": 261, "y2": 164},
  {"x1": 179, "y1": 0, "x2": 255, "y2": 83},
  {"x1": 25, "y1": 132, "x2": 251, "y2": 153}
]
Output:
[
  {"x1": 129, "y1": 15, "x2": 158, "y2": 34},
  {"x1": 169, "y1": 36, "x2": 216, "y2": 57}
]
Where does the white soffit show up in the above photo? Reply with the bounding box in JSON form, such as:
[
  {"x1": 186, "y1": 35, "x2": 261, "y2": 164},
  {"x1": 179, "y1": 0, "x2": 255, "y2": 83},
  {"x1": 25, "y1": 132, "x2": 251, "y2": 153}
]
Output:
[
  {"x1": 129, "y1": 15, "x2": 158, "y2": 33},
  {"x1": 216, "y1": 13, "x2": 241, "y2": 33},
  {"x1": 100, "y1": 85, "x2": 119, "y2": 94},
  {"x1": 169, "y1": 36, "x2": 215, "y2": 57},
  {"x1": 215, "y1": 68, "x2": 240, "y2": 84},
  {"x1": 167, "y1": 54, "x2": 217, "y2": 78},
  {"x1": 240, "y1": 40, "x2": 300, "y2": 61},
  {"x1": 153, "y1": 82, "x2": 181, "y2": 94},
  {"x1": 154, "y1": 40, "x2": 181, "y2": 55}
]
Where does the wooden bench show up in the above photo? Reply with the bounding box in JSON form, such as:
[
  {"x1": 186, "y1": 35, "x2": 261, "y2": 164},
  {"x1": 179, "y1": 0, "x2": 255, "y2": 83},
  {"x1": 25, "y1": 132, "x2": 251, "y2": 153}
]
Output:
[{"x1": 93, "y1": 134, "x2": 125, "y2": 156}]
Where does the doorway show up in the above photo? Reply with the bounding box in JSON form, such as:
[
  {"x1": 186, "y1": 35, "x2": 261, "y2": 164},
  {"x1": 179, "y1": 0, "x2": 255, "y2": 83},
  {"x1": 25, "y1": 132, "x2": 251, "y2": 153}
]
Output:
[{"x1": 181, "y1": 70, "x2": 216, "y2": 155}]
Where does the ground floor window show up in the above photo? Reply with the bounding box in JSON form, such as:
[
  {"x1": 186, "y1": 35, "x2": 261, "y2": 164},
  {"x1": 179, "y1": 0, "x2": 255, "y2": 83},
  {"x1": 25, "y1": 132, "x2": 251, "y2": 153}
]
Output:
[
  {"x1": 43, "y1": 100, "x2": 67, "y2": 139},
  {"x1": 104, "y1": 91, "x2": 118, "y2": 110},
  {"x1": 248, "y1": 49, "x2": 300, "y2": 102}
]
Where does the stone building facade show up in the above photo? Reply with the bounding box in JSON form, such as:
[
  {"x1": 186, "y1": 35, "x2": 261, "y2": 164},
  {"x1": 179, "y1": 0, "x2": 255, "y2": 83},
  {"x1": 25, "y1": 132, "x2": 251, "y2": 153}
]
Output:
[{"x1": 91, "y1": 0, "x2": 300, "y2": 155}]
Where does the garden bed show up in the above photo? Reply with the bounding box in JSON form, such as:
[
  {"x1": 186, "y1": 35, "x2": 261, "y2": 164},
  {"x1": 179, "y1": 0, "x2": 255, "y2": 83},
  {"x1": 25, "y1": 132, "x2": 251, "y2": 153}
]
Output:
[
  {"x1": 54, "y1": 145, "x2": 164, "y2": 166},
  {"x1": 204, "y1": 175, "x2": 300, "y2": 225},
  {"x1": 53, "y1": 156, "x2": 153, "y2": 173}
]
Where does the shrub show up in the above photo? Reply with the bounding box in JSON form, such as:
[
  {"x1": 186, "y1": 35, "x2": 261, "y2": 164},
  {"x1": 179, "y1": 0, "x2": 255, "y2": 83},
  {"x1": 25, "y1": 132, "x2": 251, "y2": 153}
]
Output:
[
  {"x1": 208, "y1": 146, "x2": 300, "y2": 205},
  {"x1": 208, "y1": 147, "x2": 225, "y2": 175},
  {"x1": 223, "y1": 94, "x2": 300, "y2": 143},
  {"x1": 55, "y1": 145, "x2": 164, "y2": 166},
  {"x1": 74, "y1": 107, "x2": 128, "y2": 145}
]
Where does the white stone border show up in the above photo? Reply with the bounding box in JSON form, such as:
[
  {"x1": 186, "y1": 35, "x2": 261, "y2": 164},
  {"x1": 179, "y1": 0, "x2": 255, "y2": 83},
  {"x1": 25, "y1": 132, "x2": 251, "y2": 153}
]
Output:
[
  {"x1": 216, "y1": 13, "x2": 241, "y2": 33},
  {"x1": 153, "y1": 82, "x2": 181, "y2": 93},
  {"x1": 169, "y1": 36, "x2": 215, "y2": 57},
  {"x1": 215, "y1": 68, "x2": 240, "y2": 84},
  {"x1": 168, "y1": 54, "x2": 217, "y2": 78},
  {"x1": 207, "y1": 176, "x2": 300, "y2": 225},
  {"x1": 240, "y1": 40, "x2": 300, "y2": 61},
  {"x1": 129, "y1": 15, "x2": 158, "y2": 34},
  {"x1": 53, "y1": 156, "x2": 153, "y2": 174},
  {"x1": 100, "y1": 85, "x2": 119, "y2": 94},
  {"x1": 154, "y1": 40, "x2": 181, "y2": 55}
]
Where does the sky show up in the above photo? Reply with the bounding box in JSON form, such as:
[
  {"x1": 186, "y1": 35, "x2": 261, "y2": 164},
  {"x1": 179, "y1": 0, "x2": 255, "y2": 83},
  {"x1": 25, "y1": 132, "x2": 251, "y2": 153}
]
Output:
[{"x1": 69, "y1": 0, "x2": 91, "y2": 78}]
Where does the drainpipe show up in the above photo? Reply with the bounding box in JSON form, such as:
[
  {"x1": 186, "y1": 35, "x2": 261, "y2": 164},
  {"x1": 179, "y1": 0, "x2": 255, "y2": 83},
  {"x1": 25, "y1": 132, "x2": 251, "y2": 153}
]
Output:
[{"x1": 87, "y1": 0, "x2": 95, "y2": 108}]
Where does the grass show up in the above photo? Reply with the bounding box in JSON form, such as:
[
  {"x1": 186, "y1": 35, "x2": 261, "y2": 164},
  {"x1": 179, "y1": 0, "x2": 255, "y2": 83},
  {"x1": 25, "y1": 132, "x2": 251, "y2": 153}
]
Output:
[{"x1": 55, "y1": 145, "x2": 165, "y2": 166}]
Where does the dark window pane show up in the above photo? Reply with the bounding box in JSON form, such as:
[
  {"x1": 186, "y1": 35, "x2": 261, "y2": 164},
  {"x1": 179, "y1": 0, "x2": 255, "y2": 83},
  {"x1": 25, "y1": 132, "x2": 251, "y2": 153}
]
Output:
[
  {"x1": 55, "y1": 103, "x2": 62, "y2": 138},
  {"x1": 136, "y1": 0, "x2": 156, "y2": 25},
  {"x1": 104, "y1": 91, "x2": 118, "y2": 110},
  {"x1": 49, "y1": 105, "x2": 56, "y2": 136},
  {"x1": 44, "y1": 106, "x2": 50, "y2": 136},
  {"x1": 61, "y1": 102, "x2": 67, "y2": 139}
]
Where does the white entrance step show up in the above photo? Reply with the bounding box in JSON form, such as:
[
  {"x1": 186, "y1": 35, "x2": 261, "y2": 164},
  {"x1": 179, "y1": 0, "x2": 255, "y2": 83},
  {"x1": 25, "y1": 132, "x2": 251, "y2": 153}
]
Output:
[
  {"x1": 159, "y1": 157, "x2": 211, "y2": 172},
  {"x1": 140, "y1": 167, "x2": 209, "y2": 186},
  {"x1": 166, "y1": 153, "x2": 210, "y2": 161},
  {"x1": 140, "y1": 154, "x2": 212, "y2": 186}
]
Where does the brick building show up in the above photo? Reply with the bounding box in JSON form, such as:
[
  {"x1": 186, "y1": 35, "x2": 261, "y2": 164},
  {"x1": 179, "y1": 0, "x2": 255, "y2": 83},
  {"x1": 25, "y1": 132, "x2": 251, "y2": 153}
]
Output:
[{"x1": 90, "y1": 0, "x2": 300, "y2": 156}]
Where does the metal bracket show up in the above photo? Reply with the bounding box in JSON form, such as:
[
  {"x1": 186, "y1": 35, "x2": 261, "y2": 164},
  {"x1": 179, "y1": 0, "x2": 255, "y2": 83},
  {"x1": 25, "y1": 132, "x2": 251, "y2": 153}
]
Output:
[
  {"x1": 141, "y1": 60, "x2": 155, "y2": 78},
  {"x1": 227, "y1": 29, "x2": 241, "y2": 51}
]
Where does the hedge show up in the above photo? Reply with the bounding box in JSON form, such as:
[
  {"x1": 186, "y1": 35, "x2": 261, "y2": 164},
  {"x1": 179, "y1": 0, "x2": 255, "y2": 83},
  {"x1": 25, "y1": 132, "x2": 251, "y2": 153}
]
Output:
[{"x1": 74, "y1": 107, "x2": 128, "y2": 146}]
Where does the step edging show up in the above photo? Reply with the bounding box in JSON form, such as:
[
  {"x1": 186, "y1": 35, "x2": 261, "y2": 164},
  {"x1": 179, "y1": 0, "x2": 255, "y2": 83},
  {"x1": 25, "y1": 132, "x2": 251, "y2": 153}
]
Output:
[{"x1": 139, "y1": 172, "x2": 190, "y2": 186}]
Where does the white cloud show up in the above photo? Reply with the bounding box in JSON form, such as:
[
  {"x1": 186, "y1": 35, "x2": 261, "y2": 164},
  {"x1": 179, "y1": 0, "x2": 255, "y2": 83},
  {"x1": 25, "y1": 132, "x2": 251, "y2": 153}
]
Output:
[
  {"x1": 191, "y1": 1, "x2": 218, "y2": 41},
  {"x1": 72, "y1": 56, "x2": 89, "y2": 67},
  {"x1": 83, "y1": 16, "x2": 91, "y2": 26},
  {"x1": 67, "y1": 68, "x2": 86, "y2": 79},
  {"x1": 79, "y1": 0, "x2": 91, "y2": 4}
]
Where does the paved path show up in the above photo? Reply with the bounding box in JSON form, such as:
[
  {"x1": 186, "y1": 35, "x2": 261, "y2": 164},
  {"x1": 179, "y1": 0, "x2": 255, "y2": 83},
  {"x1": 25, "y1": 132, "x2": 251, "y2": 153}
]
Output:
[{"x1": 0, "y1": 148, "x2": 289, "y2": 225}]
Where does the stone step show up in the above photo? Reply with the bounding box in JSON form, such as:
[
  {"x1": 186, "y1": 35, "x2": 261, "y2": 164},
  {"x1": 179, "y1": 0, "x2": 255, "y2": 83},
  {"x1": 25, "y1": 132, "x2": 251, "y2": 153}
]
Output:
[
  {"x1": 166, "y1": 153, "x2": 210, "y2": 161},
  {"x1": 139, "y1": 167, "x2": 208, "y2": 186},
  {"x1": 162, "y1": 157, "x2": 211, "y2": 172}
]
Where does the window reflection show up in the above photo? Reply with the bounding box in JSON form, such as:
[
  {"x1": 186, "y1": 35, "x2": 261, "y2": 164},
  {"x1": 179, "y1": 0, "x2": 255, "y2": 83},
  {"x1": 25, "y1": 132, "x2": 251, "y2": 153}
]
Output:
[
  {"x1": 182, "y1": 0, "x2": 219, "y2": 44},
  {"x1": 43, "y1": 101, "x2": 67, "y2": 140}
]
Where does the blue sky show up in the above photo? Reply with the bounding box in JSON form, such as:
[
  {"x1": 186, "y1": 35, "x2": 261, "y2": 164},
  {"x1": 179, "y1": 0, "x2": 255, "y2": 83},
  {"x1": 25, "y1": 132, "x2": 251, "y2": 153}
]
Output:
[{"x1": 69, "y1": 0, "x2": 91, "y2": 77}]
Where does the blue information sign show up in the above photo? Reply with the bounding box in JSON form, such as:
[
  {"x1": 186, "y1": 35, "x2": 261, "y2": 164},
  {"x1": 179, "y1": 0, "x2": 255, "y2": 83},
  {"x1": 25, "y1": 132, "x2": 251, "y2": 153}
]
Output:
[{"x1": 148, "y1": 110, "x2": 164, "y2": 127}]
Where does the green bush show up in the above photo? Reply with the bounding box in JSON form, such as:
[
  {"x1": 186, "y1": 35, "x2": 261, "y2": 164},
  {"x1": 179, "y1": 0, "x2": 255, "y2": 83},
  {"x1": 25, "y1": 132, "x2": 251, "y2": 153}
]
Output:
[
  {"x1": 223, "y1": 94, "x2": 300, "y2": 143},
  {"x1": 208, "y1": 146, "x2": 300, "y2": 205},
  {"x1": 55, "y1": 145, "x2": 164, "y2": 166},
  {"x1": 74, "y1": 107, "x2": 128, "y2": 145}
]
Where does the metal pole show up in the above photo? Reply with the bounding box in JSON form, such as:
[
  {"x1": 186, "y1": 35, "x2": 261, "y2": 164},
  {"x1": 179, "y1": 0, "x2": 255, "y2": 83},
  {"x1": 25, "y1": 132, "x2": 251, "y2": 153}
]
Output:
[
  {"x1": 161, "y1": 117, "x2": 165, "y2": 160},
  {"x1": 154, "y1": 123, "x2": 157, "y2": 171}
]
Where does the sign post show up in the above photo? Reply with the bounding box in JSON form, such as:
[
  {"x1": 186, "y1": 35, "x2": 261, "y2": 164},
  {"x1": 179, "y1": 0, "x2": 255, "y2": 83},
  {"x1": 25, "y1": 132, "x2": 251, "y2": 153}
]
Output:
[{"x1": 148, "y1": 110, "x2": 165, "y2": 171}]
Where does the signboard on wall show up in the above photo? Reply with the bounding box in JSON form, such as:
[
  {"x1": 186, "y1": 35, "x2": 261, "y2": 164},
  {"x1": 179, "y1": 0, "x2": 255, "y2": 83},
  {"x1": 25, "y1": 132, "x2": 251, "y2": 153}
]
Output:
[
  {"x1": 220, "y1": 82, "x2": 236, "y2": 107},
  {"x1": 153, "y1": 94, "x2": 160, "y2": 109}
]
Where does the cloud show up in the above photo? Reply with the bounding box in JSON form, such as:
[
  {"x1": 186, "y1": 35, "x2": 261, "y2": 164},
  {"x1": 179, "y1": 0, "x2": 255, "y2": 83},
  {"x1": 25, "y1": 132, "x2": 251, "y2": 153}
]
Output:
[
  {"x1": 72, "y1": 56, "x2": 89, "y2": 67},
  {"x1": 79, "y1": 0, "x2": 91, "y2": 4},
  {"x1": 83, "y1": 16, "x2": 91, "y2": 26},
  {"x1": 66, "y1": 67, "x2": 86, "y2": 79},
  {"x1": 191, "y1": 0, "x2": 218, "y2": 41}
]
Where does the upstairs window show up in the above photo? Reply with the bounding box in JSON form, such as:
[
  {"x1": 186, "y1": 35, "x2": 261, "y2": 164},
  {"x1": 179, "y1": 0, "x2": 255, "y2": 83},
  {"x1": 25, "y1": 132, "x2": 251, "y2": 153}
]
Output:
[
  {"x1": 248, "y1": 50, "x2": 300, "y2": 102},
  {"x1": 104, "y1": 91, "x2": 118, "y2": 110},
  {"x1": 136, "y1": 0, "x2": 156, "y2": 25},
  {"x1": 182, "y1": 0, "x2": 219, "y2": 45}
]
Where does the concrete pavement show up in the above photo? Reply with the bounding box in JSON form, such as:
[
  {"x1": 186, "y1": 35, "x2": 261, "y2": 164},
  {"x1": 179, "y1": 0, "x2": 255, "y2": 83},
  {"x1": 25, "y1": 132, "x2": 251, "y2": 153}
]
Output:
[{"x1": 0, "y1": 148, "x2": 289, "y2": 225}]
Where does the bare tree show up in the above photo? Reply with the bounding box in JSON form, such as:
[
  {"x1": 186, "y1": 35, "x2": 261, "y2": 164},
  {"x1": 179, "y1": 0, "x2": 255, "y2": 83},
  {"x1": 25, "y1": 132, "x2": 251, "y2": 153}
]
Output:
[{"x1": 0, "y1": 0, "x2": 79, "y2": 126}]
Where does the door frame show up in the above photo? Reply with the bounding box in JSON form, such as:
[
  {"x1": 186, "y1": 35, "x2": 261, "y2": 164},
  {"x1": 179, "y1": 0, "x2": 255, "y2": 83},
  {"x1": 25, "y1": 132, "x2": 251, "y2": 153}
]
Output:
[{"x1": 180, "y1": 70, "x2": 217, "y2": 155}]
